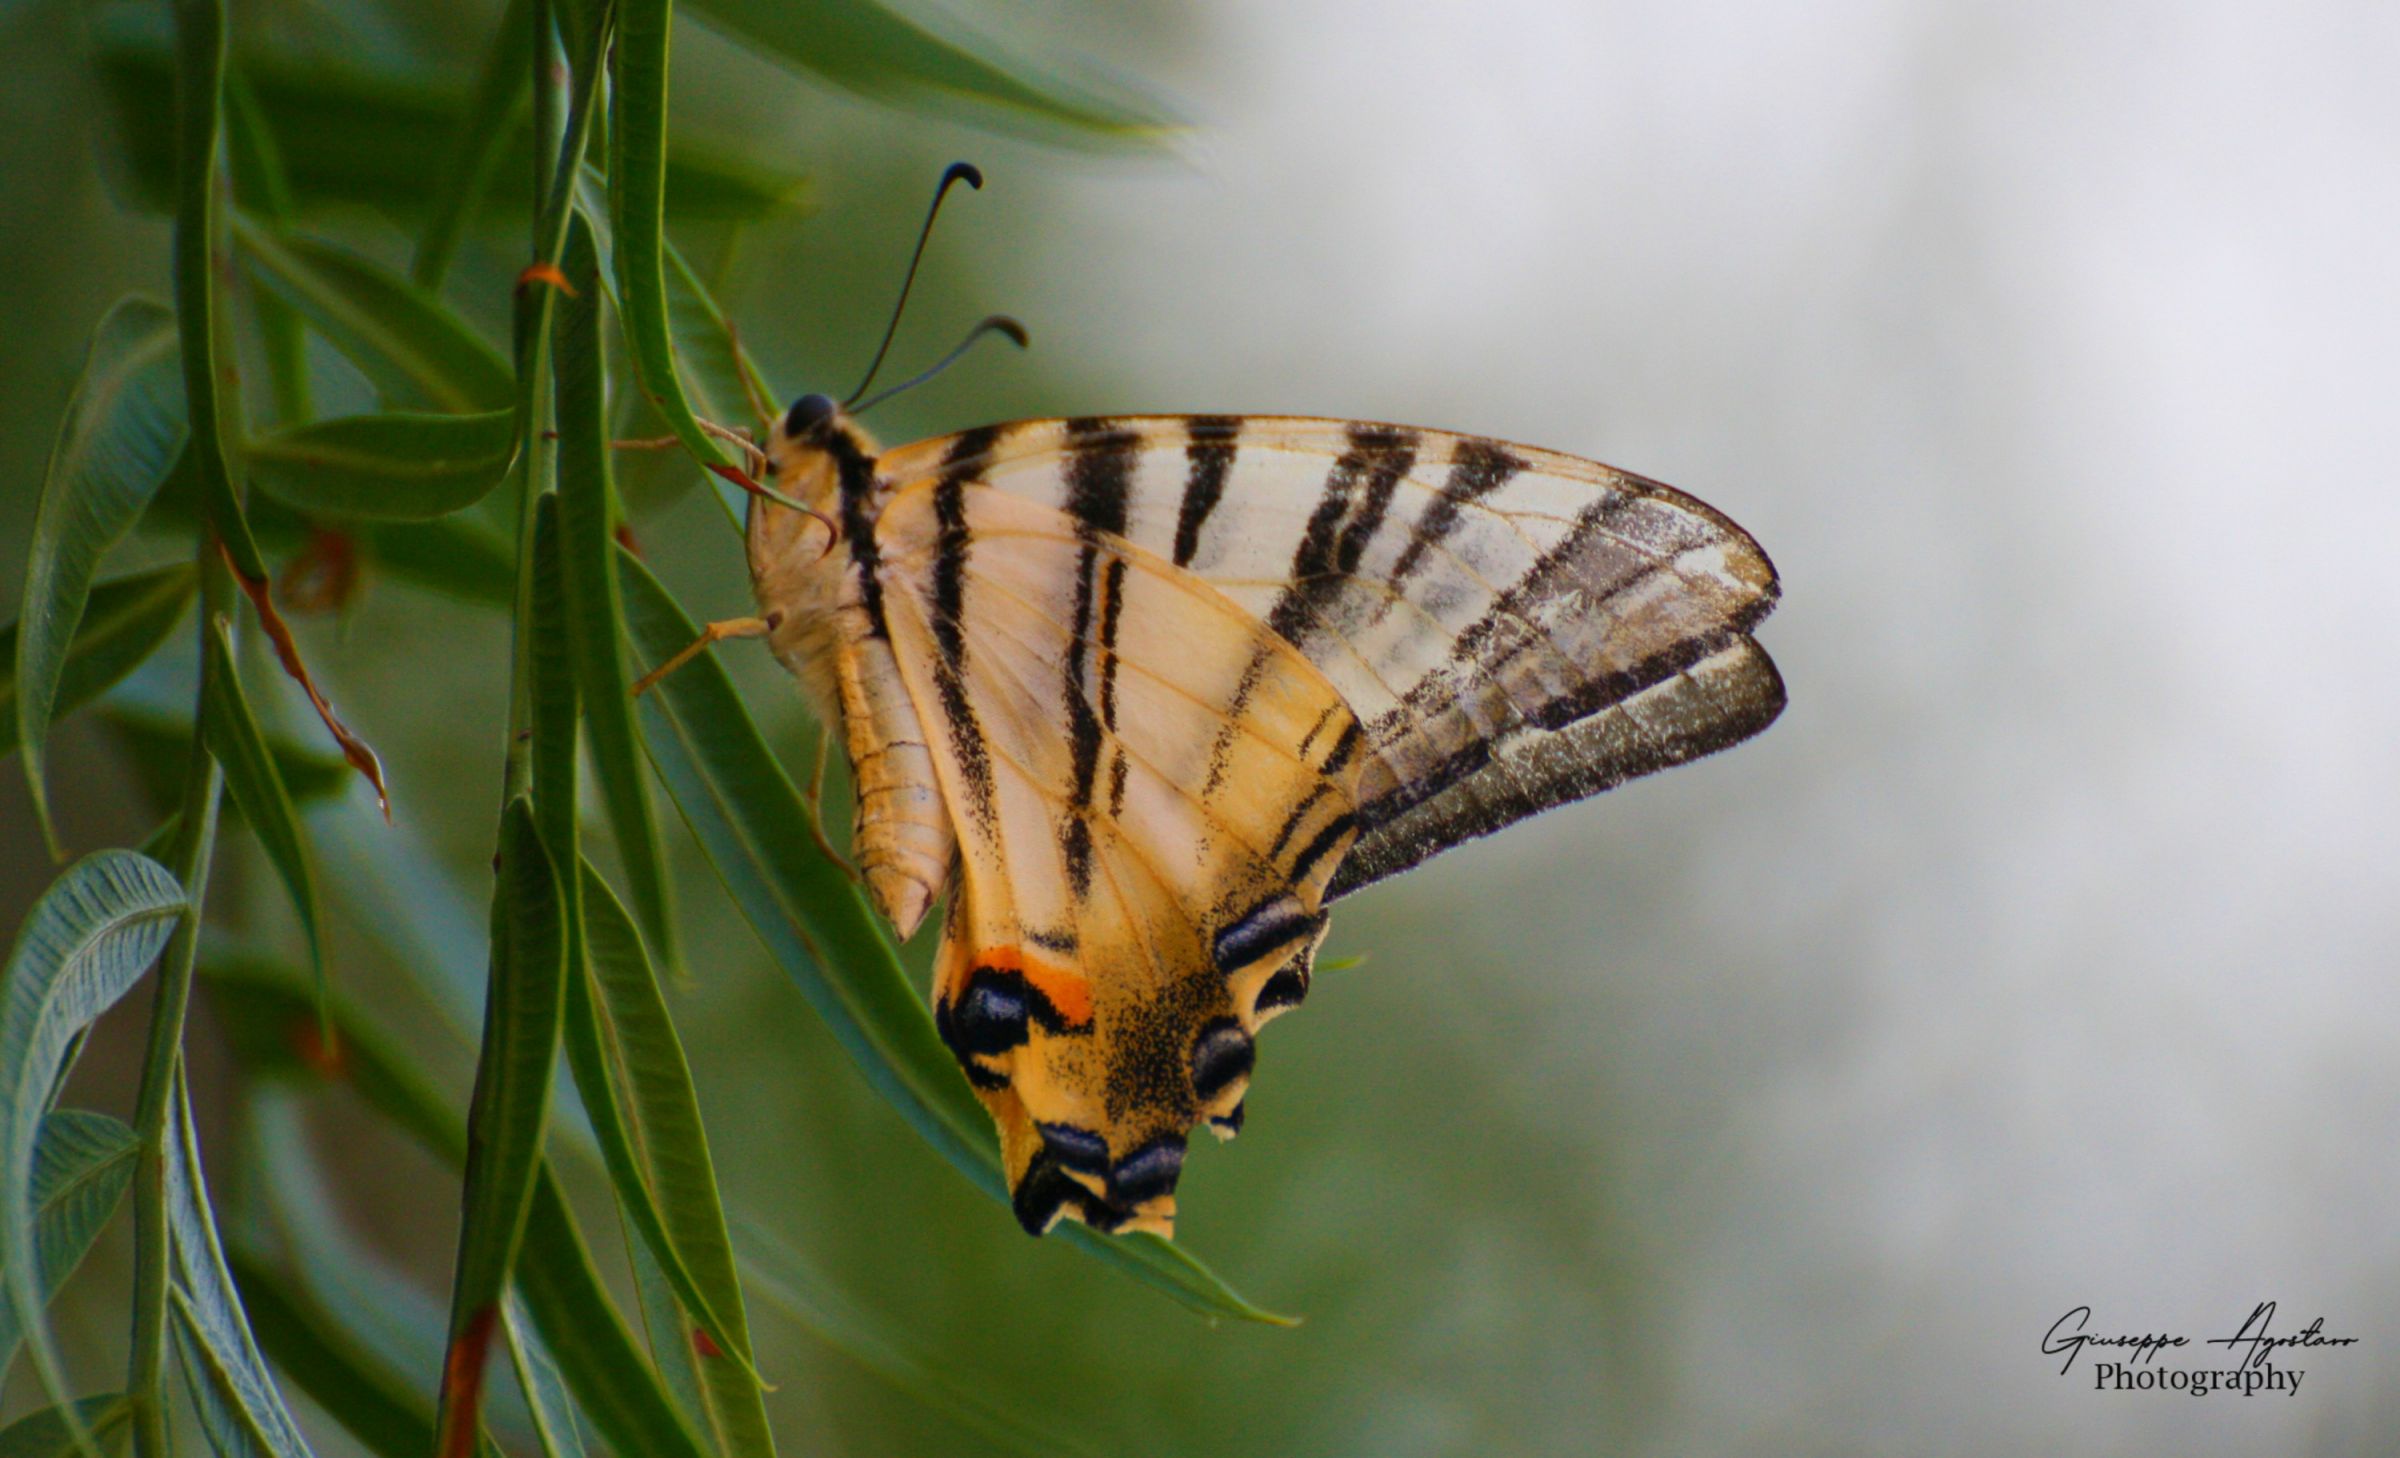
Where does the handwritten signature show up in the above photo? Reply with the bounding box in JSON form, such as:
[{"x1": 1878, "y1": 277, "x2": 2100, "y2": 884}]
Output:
[{"x1": 2043, "y1": 1302, "x2": 2357, "y2": 1375}]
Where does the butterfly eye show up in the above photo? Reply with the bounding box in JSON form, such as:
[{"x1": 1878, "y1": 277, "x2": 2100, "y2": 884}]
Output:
[{"x1": 783, "y1": 392, "x2": 837, "y2": 439}]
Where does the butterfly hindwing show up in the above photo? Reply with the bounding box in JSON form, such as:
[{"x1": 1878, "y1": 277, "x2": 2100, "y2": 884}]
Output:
[
  {"x1": 871, "y1": 474, "x2": 1363, "y2": 1234},
  {"x1": 874, "y1": 416, "x2": 1785, "y2": 897}
]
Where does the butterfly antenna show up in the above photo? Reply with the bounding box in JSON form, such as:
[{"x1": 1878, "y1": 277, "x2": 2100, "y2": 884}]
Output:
[
  {"x1": 850, "y1": 315, "x2": 1029, "y2": 417},
  {"x1": 843, "y1": 162, "x2": 985, "y2": 408}
]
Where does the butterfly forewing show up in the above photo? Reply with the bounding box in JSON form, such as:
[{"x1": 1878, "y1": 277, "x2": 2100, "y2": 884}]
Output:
[{"x1": 875, "y1": 415, "x2": 1784, "y2": 894}]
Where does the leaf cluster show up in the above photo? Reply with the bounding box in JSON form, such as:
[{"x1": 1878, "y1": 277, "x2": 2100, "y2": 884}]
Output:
[{"x1": 0, "y1": 4, "x2": 1269, "y2": 1457}]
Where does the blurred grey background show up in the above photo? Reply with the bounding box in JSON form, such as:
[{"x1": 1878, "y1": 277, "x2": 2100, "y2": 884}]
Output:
[{"x1": 4, "y1": 0, "x2": 2397, "y2": 1454}]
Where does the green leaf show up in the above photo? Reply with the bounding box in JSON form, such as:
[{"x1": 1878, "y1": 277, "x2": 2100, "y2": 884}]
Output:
[
  {"x1": 432, "y1": 797, "x2": 566, "y2": 1456},
  {"x1": 199, "y1": 617, "x2": 326, "y2": 1014},
  {"x1": 233, "y1": 216, "x2": 513, "y2": 414},
  {"x1": 413, "y1": 0, "x2": 534, "y2": 289},
  {"x1": 170, "y1": 0, "x2": 267, "y2": 584},
  {"x1": 613, "y1": 553, "x2": 1291, "y2": 1323},
  {"x1": 0, "y1": 1396, "x2": 131, "y2": 1458},
  {"x1": 0, "y1": 851, "x2": 185, "y2": 1412},
  {"x1": 164, "y1": 1077, "x2": 319, "y2": 1458},
  {"x1": 223, "y1": 1249, "x2": 431, "y2": 1458},
  {"x1": 665, "y1": 237, "x2": 777, "y2": 435},
  {"x1": 139, "y1": 480, "x2": 517, "y2": 608},
  {"x1": 621, "y1": 1230, "x2": 707, "y2": 1437},
  {"x1": 736, "y1": 1221, "x2": 1105, "y2": 1458},
  {"x1": 102, "y1": 703, "x2": 349, "y2": 819},
  {"x1": 362, "y1": 519, "x2": 517, "y2": 607},
  {"x1": 198, "y1": 967, "x2": 692, "y2": 1458},
  {"x1": 0, "y1": 1113, "x2": 138, "y2": 1382},
  {"x1": 225, "y1": 74, "x2": 312, "y2": 427},
  {"x1": 514, "y1": 1176, "x2": 713, "y2": 1458},
  {"x1": 201, "y1": 955, "x2": 465, "y2": 1164},
  {"x1": 499, "y1": 1293, "x2": 588, "y2": 1458},
  {"x1": 564, "y1": 866, "x2": 772, "y2": 1451},
  {"x1": 1, "y1": 565, "x2": 197, "y2": 763},
  {"x1": 17, "y1": 297, "x2": 187, "y2": 858},
  {"x1": 682, "y1": 0, "x2": 1174, "y2": 141},
  {"x1": 93, "y1": 12, "x2": 810, "y2": 226},
  {"x1": 235, "y1": 1087, "x2": 451, "y2": 1396},
  {"x1": 553, "y1": 218, "x2": 681, "y2": 981},
  {"x1": 527, "y1": 495, "x2": 581, "y2": 905},
  {"x1": 608, "y1": 0, "x2": 742, "y2": 481},
  {"x1": 247, "y1": 411, "x2": 516, "y2": 522}
]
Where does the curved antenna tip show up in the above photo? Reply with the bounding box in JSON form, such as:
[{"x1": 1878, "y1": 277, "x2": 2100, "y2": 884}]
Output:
[
  {"x1": 944, "y1": 161, "x2": 986, "y2": 190},
  {"x1": 983, "y1": 314, "x2": 1030, "y2": 349}
]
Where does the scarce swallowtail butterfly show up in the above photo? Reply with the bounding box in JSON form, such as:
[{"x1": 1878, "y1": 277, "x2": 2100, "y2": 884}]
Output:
[{"x1": 690, "y1": 171, "x2": 1784, "y2": 1238}]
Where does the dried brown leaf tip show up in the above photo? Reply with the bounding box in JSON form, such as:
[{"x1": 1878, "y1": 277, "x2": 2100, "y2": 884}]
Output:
[{"x1": 222, "y1": 540, "x2": 392, "y2": 818}]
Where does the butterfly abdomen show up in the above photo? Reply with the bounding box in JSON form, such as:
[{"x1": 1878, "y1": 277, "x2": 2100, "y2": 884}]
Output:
[{"x1": 752, "y1": 416, "x2": 959, "y2": 940}]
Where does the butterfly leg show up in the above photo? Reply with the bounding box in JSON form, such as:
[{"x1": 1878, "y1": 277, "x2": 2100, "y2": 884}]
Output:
[
  {"x1": 630, "y1": 615, "x2": 773, "y2": 697},
  {"x1": 800, "y1": 727, "x2": 861, "y2": 881}
]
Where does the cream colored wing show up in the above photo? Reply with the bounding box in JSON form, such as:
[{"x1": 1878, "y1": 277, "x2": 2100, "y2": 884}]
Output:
[
  {"x1": 872, "y1": 471, "x2": 1364, "y2": 1236},
  {"x1": 876, "y1": 416, "x2": 1784, "y2": 896}
]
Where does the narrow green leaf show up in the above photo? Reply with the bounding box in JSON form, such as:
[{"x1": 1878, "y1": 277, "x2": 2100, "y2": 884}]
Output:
[
  {"x1": 553, "y1": 217, "x2": 682, "y2": 981},
  {"x1": 0, "y1": 1113, "x2": 139, "y2": 1382},
  {"x1": 201, "y1": 955, "x2": 465, "y2": 1164},
  {"x1": 528, "y1": 495, "x2": 581, "y2": 900},
  {"x1": 612, "y1": 554, "x2": 1292, "y2": 1323},
  {"x1": 140, "y1": 480, "x2": 517, "y2": 608},
  {"x1": 304, "y1": 787, "x2": 491, "y2": 1040},
  {"x1": 103, "y1": 702, "x2": 349, "y2": 818},
  {"x1": 362, "y1": 519, "x2": 518, "y2": 606},
  {"x1": 165, "y1": 1076, "x2": 318, "y2": 1457},
  {"x1": 665, "y1": 238, "x2": 776, "y2": 436},
  {"x1": 414, "y1": 0, "x2": 534, "y2": 289},
  {"x1": 622, "y1": 1229, "x2": 707, "y2": 1434},
  {"x1": 498, "y1": 1293, "x2": 587, "y2": 1458},
  {"x1": 224, "y1": 75, "x2": 311, "y2": 427},
  {"x1": 199, "y1": 618, "x2": 326, "y2": 1011},
  {"x1": 432, "y1": 797, "x2": 566, "y2": 1457},
  {"x1": 169, "y1": 1288, "x2": 311, "y2": 1458},
  {"x1": 247, "y1": 411, "x2": 516, "y2": 522},
  {"x1": 0, "y1": 1396, "x2": 130, "y2": 1458},
  {"x1": 198, "y1": 968, "x2": 691, "y2": 1458},
  {"x1": 235, "y1": 1088, "x2": 451, "y2": 1395},
  {"x1": 514, "y1": 1176, "x2": 713, "y2": 1458},
  {"x1": 171, "y1": 0, "x2": 267, "y2": 583},
  {"x1": 682, "y1": 0, "x2": 1173, "y2": 140},
  {"x1": 0, "y1": 852, "x2": 186, "y2": 1413},
  {"x1": 223, "y1": 1249, "x2": 431, "y2": 1458},
  {"x1": 565, "y1": 866, "x2": 773, "y2": 1450},
  {"x1": 608, "y1": 0, "x2": 742, "y2": 480},
  {"x1": 736, "y1": 1222, "x2": 1105, "y2": 1458},
  {"x1": 94, "y1": 12, "x2": 810, "y2": 226},
  {"x1": 234, "y1": 217, "x2": 514, "y2": 414},
  {"x1": 1, "y1": 566, "x2": 197, "y2": 763},
  {"x1": 17, "y1": 298, "x2": 187, "y2": 857}
]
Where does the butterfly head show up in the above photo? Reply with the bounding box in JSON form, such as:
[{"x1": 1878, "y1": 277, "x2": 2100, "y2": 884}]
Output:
[{"x1": 749, "y1": 392, "x2": 884, "y2": 560}]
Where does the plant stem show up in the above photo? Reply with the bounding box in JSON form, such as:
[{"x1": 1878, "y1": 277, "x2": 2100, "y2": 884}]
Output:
[
  {"x1": 502, "y1": 0, "x2": 605, "y2": 801},
  {"x1": 125, "y1": 543, "x2": 234, "y2": 1458}
]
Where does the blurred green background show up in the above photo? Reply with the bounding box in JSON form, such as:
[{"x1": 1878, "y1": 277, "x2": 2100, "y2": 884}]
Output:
[{"x1": 5, "y1": 0, "x2": 2397, "y2": 1454}]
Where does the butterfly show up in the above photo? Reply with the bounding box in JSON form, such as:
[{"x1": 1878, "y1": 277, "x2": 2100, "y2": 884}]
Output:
[{"x1": 714, "y1": 394, "x2": 1783, "y2": 1239}]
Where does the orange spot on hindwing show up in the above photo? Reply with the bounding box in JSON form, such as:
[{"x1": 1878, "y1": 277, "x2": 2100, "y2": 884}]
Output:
[{"x1": 980, "y1": 945, "x2": 1092, "y2": 1027}]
